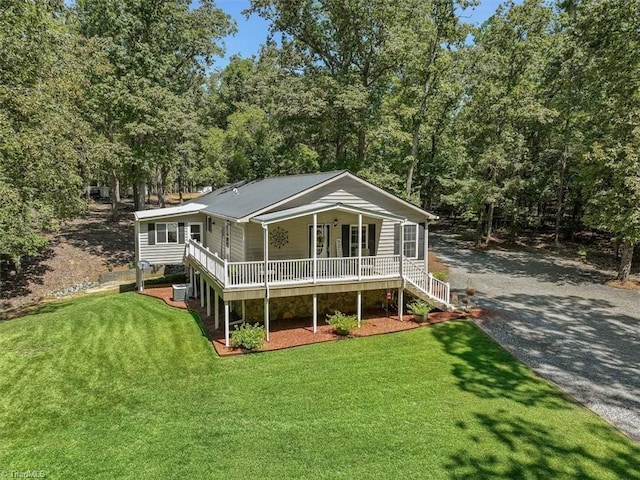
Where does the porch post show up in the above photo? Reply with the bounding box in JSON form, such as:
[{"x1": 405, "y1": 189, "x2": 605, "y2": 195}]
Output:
[
  {"x1": 398, "y1": 288, "x2": 404, "y2": 321},
  {"x1": 263, "y1": 223, "x2": 270, "y2": 342},
  {"x1": 206, "y1": 282, "x2": 211, "y2": 317},
  {"x1": 262, "y1": 224, "x2": 269, "y2": 289},
  {"x1": 200, "y1": 274, "x2": 205, "y2": 308},
  {"x1": 399, "y1": 221, "x2": 405, "y2": 280},
  {"x1": 358, "y1": 213, "x2": 363, "y2": 280},
  {"x1": 224, "y1": 300, "x2": 230, "y2": 347},
  {"x1": 214, "y1": 292, "x2": 219, "y2": 330},
  {"x1": 242, "y1": 300, "x2": 246, "y2": 321},
  {"x1": 312, "y1": 213, "x2": 317, "y2": 283},
  {"x1": 264, "y1": 297, "x2": 270, "y2": 341},
  {"x1": 312, "y1": 294, "x2": 318, "y2": 333},
  {"x1": 424, "y1": 219, "x2": 429, "y2": 273},
  {"x1": 357, "y1": 290, "x2": 362, "y2": 327},
  {"x1": 189, "y1": 267, "x2": 194, "y2": 295}
]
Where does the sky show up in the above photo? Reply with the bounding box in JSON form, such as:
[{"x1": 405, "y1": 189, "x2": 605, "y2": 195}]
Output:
[{"x1": 212, "y1": 0, "x2": 507, "y2": 70}]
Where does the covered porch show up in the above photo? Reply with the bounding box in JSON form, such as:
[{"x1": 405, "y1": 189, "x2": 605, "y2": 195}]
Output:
[{"x1": 182, "y1": 202, "x2": 450, "y2": 348}]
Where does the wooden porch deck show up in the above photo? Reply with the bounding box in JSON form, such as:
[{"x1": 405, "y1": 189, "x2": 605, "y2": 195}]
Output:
[{"x1": 141, "y1": 286, "x2": 475, "y2": 356}]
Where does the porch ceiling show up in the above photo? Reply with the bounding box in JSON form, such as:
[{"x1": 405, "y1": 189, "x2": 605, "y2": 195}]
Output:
[{"x1": 250, "y1": 202, "x2": 406, "y2": 225}]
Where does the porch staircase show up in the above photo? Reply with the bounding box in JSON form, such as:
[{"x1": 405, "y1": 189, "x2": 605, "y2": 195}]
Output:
[{"x1": 403, "y1": 260, "x2": 452, "y2": 309}]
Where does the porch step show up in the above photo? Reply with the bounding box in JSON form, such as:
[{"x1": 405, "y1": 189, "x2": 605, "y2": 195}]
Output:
[{"x1": 405, "y1": 281, "x2": 450, "y2": 310}]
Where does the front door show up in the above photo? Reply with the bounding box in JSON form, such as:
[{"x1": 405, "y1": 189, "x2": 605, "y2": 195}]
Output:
[{"x1": 309, "y1": 224, "x2": 331, "y2": 258}]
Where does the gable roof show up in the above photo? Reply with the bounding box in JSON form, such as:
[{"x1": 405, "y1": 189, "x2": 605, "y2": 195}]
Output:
[
  {"x1": 135, "y1": 170, "x2": 437, "y2": 222},
  {"x1": 188, "y1": 170, "x2": 346, "y2": 220}
]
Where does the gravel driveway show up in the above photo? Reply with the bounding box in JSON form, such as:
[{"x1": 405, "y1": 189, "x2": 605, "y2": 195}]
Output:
[{"x1": 432, "y1": 232, "x2": 640, "y2": 442}]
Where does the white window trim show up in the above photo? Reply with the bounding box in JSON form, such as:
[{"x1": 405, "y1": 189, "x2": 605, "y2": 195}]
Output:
[
  {"x1": 157, "y1": 222, "x2": 179, "y2": 244},
  {"x1": 188, "y1": 222, "x2": 203, "y2": 243},
  {"x1": 403, "y1": 223, "x2": 419, "y2": 259},
  {"x1": 349, "y1": 224, "x2": 369, "y2": 256}
]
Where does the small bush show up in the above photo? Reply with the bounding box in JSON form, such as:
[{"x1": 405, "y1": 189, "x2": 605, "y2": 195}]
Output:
[
  {"x1": 230, "y1": 322, "x2": 266, "y2": 351},
  {"x1": 408, "y1": 300, "x2": 434, "y2": 321},
  {"x1": 326, "y1": 311, "x2": 358, "y2": 336},
  {"x1": 432, "y1": 271, "x2": 447, "y2": 282}
]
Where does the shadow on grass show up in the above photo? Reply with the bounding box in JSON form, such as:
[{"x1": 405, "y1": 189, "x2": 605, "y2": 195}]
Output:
[
  {"x1": 432, "y1": 321, "x2": 570, "y2": 410},
  {"x1": 0, "y1": 298, "x2": 76, "y2": 322},
  {"x1": 188, "y1": 310, "x2": 210, "y2": 341},
  {"x1": 446, "y1": 410, "x2": 640, "y2": 480}
]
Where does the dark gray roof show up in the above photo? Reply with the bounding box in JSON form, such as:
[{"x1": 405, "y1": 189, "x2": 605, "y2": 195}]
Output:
[{"x1": 190, "y1": 170, "x2": 346, "y2": 220}]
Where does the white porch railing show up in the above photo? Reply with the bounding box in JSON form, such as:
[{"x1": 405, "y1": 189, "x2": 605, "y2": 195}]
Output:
[
  {"x1": 184, "y1": 240, "x2": 449, "y2": 306},
  {"x1": 404, "y1": 260, "x2": 451, "y2": 307}
]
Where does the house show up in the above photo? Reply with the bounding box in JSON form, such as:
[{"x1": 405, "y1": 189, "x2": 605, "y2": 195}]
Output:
[{"x1": 134, "y1": 170, "x2": 451, "y2": 347}]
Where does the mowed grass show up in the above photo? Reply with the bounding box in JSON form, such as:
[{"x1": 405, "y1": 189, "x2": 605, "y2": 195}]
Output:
[{"x1": 1, "y1": 294, "x2": 639, "y2": 479}]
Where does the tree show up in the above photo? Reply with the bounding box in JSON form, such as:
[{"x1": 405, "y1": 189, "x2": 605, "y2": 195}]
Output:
[
  {"x1": 0, "y1": 0, "x2": 92, "y2": 271},
  {"x1": 572, "y1": 0, "x2": 640, "y2": 281},
  {"x1": 75, "y1": 0, "x2": 235, "y2": 211},
  {"x1": 450, "y1": 0, "x2": 558, "y2": 245},
  {"x1": 248, "y1": 0, "x2": 411, "y2": 169}
]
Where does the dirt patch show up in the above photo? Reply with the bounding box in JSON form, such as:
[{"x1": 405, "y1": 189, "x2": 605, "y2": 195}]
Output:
[
  {"x1": 606, "y1": 278, "x2": 640, "y2": 290},
  {"x1": 0, "y1": 201, "x2": 135, "y2": 312}
]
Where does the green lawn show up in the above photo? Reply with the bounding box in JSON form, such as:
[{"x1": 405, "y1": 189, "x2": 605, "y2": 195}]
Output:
[{"x1": 1, "y1": 293, "x2": 639, "y2": 479}]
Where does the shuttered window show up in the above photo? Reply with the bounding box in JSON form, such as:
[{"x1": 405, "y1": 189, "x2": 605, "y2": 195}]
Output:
[
  {"x1": 156, "y1": 223, "x2": 179, "y2": 244},
  {"x1": 403, "y1": 224, "x2": 418, "y2": 259}
]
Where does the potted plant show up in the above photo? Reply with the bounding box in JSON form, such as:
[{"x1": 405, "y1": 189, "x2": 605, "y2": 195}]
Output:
[{"x1": 408, "y1": 300, "x2": 434, "y2": 323}]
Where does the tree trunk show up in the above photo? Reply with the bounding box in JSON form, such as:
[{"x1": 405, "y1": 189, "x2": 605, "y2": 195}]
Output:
[
  {"x1": 134, "y1": 181, "x2": 146, "y2": 211},
  {"x1": 509, "y1": 208, "x2": 518, "y2": 244},
  {"x1": 616, "y1": 240, "x2": 634, "y2": 283},
  {"x1": 555, "y1": 118, "x2": 571, "y2": 246},
  {"x1": 475, "y1": 207, "x2": 485, "y2": 247},
  {"x1": 406, "y1": 125, "x2": 420, "y2": 196},
  {"x1": 110, "y1": 170, "x2": 120, "y2": 222},
  {"x1": 156, "y1": 167, "x2": 165, "y2": 208},
  {"x1": 356, "y1": 129, "x2": 366, "y2": 168},
  {"x1": 13, "y1": 255, "x2": 22, "y2": 276},
  {"x1": 485, "y1": 203, "x2": 495, "y2": 246}
]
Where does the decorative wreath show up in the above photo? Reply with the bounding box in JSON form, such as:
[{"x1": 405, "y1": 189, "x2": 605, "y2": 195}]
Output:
[{"x1": 269, "y1": 226, "x2": 289, "y2": 249}]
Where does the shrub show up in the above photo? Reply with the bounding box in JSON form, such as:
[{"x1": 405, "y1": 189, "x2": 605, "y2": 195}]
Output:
[
  {"x1": 326, "y1": 311, "x2": 358, "y2": 336},
  {"x1": 230, "y1": 322, "x2": 266, "y2": 351},
  {"x1": 432, "y1": 271, "x2": 447, "y2": 282},
  {"x1": 408, "y1": 300, "x2": 434, "y2": 322}
]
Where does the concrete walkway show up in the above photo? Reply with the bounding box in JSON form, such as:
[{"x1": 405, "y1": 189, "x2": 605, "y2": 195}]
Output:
[{"x1": 432, "y1": 232, "x2": 640, "y2": 442}]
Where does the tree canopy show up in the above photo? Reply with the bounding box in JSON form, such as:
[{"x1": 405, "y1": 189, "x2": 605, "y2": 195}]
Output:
[{"x1": 1, "y1": 0, "x2": 638, "y2": 281}]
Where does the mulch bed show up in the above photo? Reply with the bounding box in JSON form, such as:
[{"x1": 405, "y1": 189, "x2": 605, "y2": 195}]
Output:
[{"x1": 142, "y1": 287, "x2": 483, "y2": 357}]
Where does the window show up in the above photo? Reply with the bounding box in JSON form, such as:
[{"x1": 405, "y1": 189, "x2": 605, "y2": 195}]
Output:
[
  {"x1": 207, "y1": 217, "x2": 212, "y2": 232},
  {"x1": 403, "y1": 224, "x2": 418, "y2": 258},
  {"x1": 349, "y1": 224, "x2": 368, "y2": 257},
  {"x1": 189, "y1": 224, "x2": 202, "y2": 243},
  {"x1": 157, "y1": 223, "x2": 178, "y2": 244}
]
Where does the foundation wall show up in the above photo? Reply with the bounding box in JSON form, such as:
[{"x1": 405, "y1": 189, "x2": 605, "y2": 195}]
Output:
[{"x1": 241, "y1": 289, "x2": 394, "y2": 322}]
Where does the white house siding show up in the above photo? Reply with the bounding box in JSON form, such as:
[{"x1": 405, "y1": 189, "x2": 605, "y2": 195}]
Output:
[
  {"x1": 204, "y1": 215, "x2": 224, "y2": 257},
  {"x1": 271, "y1": 176, "x2": 429, "y2": 257},
  {"x1": 230, "y1": 223, "x2": 245, "y2": 262},
  {"x1": 138, "y1": 213, "x2": 206, "y2": 265},
  {"x1": 245, "y1": 212, "x2": 383, "y2": 260}
]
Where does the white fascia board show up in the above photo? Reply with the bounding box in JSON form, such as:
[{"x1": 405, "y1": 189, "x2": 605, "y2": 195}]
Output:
[{"x1": 133, "y1": 203, "x2": 206, "y2": 221}]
